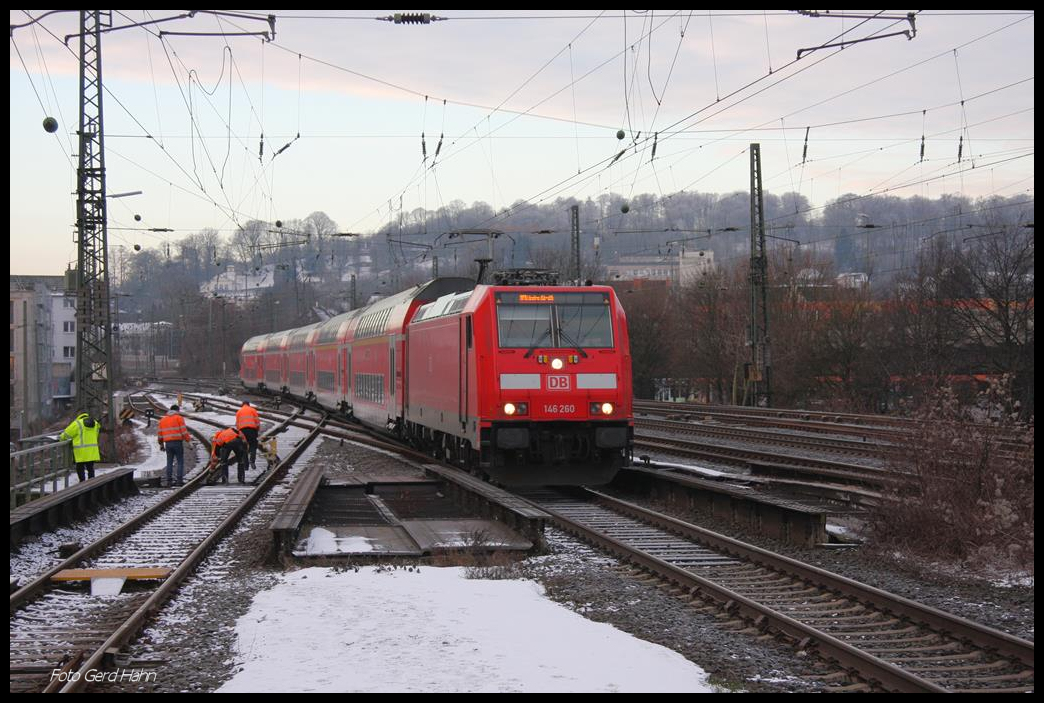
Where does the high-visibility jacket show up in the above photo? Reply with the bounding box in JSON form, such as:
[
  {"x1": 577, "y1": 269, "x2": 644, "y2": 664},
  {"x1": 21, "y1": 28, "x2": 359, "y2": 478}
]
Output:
[
  {"x1": 158, "y1": 411, "x2": 191, "y2": 444},
  {"x1": 60, "y1": 413, "x2": 102, "y2": 464},
  {"x1": 236, "y1": 404, "x2": 260, "y2": 430},
  {"x1": 211, "y1": 428, "x2": 246, "y2": 457}
]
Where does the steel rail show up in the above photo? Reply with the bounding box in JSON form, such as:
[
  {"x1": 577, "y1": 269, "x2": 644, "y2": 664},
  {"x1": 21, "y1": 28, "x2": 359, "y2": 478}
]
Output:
[
  {"x1": 531, "y1": 488, "x2": 1033, "y2": 691},
  {"x1": 589, "y1": 490, "x2": 1035, "y2": 667},
  {"x1": 57, "y1": 417, "x2": 327, "y2": 692}
]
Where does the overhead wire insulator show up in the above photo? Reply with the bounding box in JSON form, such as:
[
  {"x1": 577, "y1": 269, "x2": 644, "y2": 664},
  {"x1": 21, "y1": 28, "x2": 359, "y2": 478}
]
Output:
[
  {"x1": 650, "y1": 132, "x2": 658, "y2": 162},
  {"x1": 801, "y1": 126, "x2": 810, "y2": 164},
  {"x1": 430, "y1": 132, "x2": 443, "y2": 169},
  {"x1": 919, "y1": 108, "x2": 926, "y2": 163},
  {"x1": 394, "y1": 13, "x2": 432, "y2": 24},
  {"x1": 421, "y1": 132, "x2": 427, "y2": 162},
  {"x1": 957, "y1": 135, "x2": 964, "y2": 163}
]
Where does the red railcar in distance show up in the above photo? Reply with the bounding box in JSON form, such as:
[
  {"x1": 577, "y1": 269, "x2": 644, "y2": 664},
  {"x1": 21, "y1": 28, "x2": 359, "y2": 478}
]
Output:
[{"x1": 241, "y1": 275, "x2": 634, "y2": 485}]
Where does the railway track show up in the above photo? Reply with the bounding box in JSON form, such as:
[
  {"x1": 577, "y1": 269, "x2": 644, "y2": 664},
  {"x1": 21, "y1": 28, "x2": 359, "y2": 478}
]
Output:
[
  {"x1": 637, "y1": 400, "x2": 918, "y2": 429},
  {"x1": 636, "y1": 401, "x2": 910, "y2": 443},
  {"x1": 524, "y1": 488, "x2": 1034, "y2": 693},
  {"x1": 635, "y1": 400, "x2": 1031, "y2": 451},
  {"x1": 633, "y1": 433, "x2": 897, "y2": 491},
  {"x1": 10, "y1": 405, "x2": 324, "y2": 693},
  {"x1": 637, "y1": 417, "x2": 895, "y2": 459}
]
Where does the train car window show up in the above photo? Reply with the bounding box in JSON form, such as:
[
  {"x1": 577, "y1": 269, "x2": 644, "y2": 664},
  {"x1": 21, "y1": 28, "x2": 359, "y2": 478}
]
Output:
[
  {"x1": 448, "y1": 297, "x2": 468, "y2": 315},
  {"x1": 415, "y1": 303, "x2": 434, "y2": 322},
  {"x1": 318, "y1": 370, "x2": 335, "y2": 391}
]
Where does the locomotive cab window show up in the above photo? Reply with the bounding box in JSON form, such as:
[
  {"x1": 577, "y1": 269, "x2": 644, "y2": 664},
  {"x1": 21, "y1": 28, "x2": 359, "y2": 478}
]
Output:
[
  {"x1": 497, "y1": 304, "x2": 552, "y2": 348},
  {"x1": 496, "y1": 292, "x2": 613, "y2": 349},
  {"x1": 557, "y1": 299, "x2": 613, "y2": 348}
]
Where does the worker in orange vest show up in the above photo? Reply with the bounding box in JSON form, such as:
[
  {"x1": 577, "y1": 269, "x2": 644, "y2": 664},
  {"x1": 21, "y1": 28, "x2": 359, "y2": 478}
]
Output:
[
  {"x1": 158, "y1": 404, "x2": 193, "y2": 487},
  {"x1": 210, "y1": 427, "x2": 248, "y2": 484},
  {"x1": 235, "y1": 400, "x2": 261, "y2": 472}
]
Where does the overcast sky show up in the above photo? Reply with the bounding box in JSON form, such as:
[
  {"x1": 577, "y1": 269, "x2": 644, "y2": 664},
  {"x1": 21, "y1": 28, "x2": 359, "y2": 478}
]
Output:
[{"x1": 9, "y1": 10, "x2": 1034, "y2": 275}]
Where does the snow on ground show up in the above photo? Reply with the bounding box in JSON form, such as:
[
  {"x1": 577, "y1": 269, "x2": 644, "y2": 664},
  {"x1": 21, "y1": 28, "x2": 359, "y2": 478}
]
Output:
[
  {"x1": 646, "y1": 460, "x2": 732, "y2": 479},
  {"x1": 217, "y1": 566, "x2": 715, "y2": 693},
  {"x1": 302, "y1": 528, "x2": 375, "y2": 555}
]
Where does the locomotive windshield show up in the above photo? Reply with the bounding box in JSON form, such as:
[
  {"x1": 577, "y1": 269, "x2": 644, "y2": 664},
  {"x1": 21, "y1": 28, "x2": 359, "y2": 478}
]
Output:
[{"x1": 496, "y1": 291, "x2": 613, "y2": 349}]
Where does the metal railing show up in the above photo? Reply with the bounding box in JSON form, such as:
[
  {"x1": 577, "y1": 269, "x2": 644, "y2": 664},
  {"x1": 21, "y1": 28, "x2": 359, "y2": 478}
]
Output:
[{"x1": 9, "y1": 440, "x2": 76, "y2": 509}]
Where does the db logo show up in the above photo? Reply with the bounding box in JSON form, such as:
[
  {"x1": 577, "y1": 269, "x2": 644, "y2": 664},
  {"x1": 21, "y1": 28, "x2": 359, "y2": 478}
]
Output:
[{"x1": 546, "y1": 375, "x2": 571, "y2": 391}]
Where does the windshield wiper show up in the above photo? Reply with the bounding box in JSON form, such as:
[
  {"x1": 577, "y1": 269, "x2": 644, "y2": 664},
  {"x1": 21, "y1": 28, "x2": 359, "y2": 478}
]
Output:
[
  {"x1": 557, "y1": 327, "x2": 589, "y2": 358},
  {"x1": 523, "y1": 326, "x2": 553, "y2": 358}
]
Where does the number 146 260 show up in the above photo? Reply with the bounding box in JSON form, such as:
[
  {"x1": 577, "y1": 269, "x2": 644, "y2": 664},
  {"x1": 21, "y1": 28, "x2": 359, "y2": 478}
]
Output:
[{"x1": 543, "y1": 404, "x2": 576, "y2": 414}]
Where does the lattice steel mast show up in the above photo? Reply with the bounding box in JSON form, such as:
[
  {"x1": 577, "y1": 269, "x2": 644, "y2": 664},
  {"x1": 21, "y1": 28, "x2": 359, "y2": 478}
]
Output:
[
  {"x1": 73, "y1": 10, "x2": 117, "y2": 456},
  {"x1": 748, "y1": 143, "x2": 771, "y2": 407}
]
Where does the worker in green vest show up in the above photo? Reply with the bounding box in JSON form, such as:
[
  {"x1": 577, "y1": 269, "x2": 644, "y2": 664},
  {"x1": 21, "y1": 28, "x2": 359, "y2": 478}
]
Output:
[{"x1": 60, "y1": 412, "x2": 102, "y2": 482}]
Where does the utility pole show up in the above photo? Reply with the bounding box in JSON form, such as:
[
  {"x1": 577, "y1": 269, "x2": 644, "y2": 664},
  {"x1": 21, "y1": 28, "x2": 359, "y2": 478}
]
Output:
[
  {"x1": 748, "y1": 143, "x2": 771, "y2": 407},
  {"x1": 569, "y1": 204, "x2": 581, "y2": 284},
  {"x1": 72, "y1": 10, "x2": 117, "y2": 458},
  {"x1": 35, "y1": 9, "x2": 275, "y2": 460}
]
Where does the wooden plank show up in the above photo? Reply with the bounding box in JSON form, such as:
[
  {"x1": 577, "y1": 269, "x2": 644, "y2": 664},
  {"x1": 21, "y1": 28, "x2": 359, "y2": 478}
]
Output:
[{"x1": 51, "y1": 567, "x2": 172, "y2": 582}]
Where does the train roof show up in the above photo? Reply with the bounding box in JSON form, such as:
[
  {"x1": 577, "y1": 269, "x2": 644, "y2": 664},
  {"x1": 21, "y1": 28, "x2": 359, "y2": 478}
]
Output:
[{"x1": 243, "y1": 278, "x2": 477, "y2": 352}]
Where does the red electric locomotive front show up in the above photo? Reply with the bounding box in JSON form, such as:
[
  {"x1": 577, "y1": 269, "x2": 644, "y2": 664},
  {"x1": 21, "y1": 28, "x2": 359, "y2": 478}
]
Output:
[
  {"x1": 242, "y1": 274, "x2": 633, "y2": 486},
  {"x1": 405, "y1": 283, "x2": 633, "y2": 485}
]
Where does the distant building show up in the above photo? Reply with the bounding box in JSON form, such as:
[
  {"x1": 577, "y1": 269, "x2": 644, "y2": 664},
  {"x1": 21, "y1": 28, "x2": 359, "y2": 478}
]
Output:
[
  {"x1": 605, "y1": 278, "x2": 670, "y2": 297},
  {"x1": 117, "y1": 321, "x2": 178, "y2": 377},
  {"x1": 200, "y1": 264, "x2": 278, "y2": 303},
  {"x1": 49, "y1": 284, "x2": 76, "y2": 412},
  {"x1": 678, "y1": 249, "x2": 716, "y2": 286},
  {"x1": 10, "y1": 275, "x2": 71, "y2": 438},
  {"x1": 606, "y1": 248, "x2": 715, "y2": 286},
  {"x1": 836, "y1": 272, "x2": 869, "y2": 288}
]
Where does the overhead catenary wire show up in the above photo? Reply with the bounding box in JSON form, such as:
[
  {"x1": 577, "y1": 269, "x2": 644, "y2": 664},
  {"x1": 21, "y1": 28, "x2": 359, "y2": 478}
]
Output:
[{"x1": 14, "y1": 9, "x2": 1032, "y2": 264}]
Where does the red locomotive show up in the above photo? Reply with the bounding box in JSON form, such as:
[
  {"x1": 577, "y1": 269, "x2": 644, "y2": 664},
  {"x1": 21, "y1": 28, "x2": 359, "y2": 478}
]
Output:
[{"x1": 240, "y1": 273, "x2": 633, "y2": 485}]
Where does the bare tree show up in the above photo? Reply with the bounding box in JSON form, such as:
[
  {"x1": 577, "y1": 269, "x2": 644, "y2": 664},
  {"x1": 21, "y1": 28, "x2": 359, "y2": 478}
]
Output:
[
  {"x1": 672, "y1": 268, "x2": 746, "y2": 404},
  {"x1": 621, "y1": 285, "x2": 673, "y2": 399},
  {"x1": 884, "y1": 240, "x2": 967, "y2": 404},
  {"x1": 942, "y1": 224, "x2": 1034, "y2": 416}
]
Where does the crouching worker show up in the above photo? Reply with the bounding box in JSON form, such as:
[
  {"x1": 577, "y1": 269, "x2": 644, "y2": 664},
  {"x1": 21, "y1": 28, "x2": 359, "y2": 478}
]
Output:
[
  {"x1": 235, "y1": 400, "x2": 261, "y2": 471},
  {"x1": 210, "y1": 426, "x2": 248, "y2": 484}
]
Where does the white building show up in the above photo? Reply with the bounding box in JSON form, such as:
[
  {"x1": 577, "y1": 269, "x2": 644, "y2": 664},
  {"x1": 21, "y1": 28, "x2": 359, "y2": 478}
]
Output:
[
  {"x1": 50, "y1": 286, "x2": 76, "y2": 411},
  {"x1": 606, "y1": 248, "x2": 715, "y2": 286},
  {"x1": 200, "y1": 264, "x2": 278, "y2": 303},
  {"x1": 836, "y1": 272, "x2": 869, "y2": 288},
  {"x1": 10, "y1": 276, "x2": 62, "y2": 438}
]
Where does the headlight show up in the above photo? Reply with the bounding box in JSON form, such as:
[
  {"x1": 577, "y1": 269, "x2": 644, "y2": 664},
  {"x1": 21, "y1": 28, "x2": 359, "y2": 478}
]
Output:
[
  {"x1": 601, "y1": 402, "x2": 614, "y2": 415},
  {"x1": 551, "y1": 358, "x2": 564, "y2": 370},
  {"x1": 590, "y1": 402, "x2": 614, "y2": 415},
  {"x1": 504, "y1": 403, "x2": 516, "y2": 416}
]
